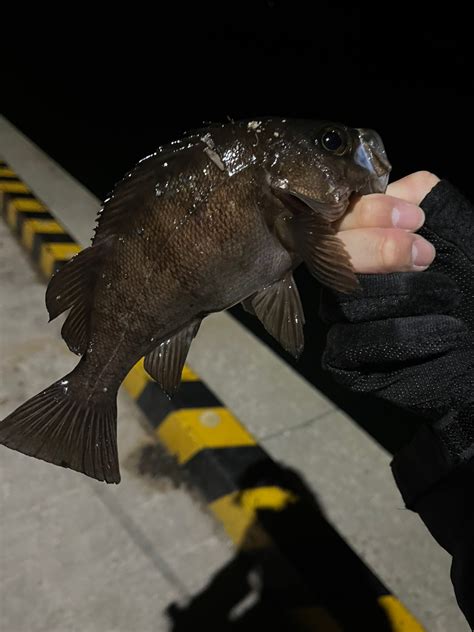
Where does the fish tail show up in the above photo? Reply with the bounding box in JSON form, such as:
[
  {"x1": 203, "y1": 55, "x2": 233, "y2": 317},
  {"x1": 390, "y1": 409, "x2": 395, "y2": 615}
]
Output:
[{"x1": 0, "y1": 372, "x2": 120, "y2": 484}]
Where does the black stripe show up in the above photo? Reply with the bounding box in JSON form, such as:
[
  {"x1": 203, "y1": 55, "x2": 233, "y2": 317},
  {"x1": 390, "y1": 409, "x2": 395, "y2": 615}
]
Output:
[
  {"x1": 184, "y1": 446, "x2": 280, "y2": 502},
  {"x1": 0, "y1": 177, "x2": 25, "y2": 187},
  {"x1": 32, "y1": 232, "x2": 75, "y2": 261},
  {"x1": 138, "y1": 382, "x2": 177, "y2": 427},
  {"x1": 15, "y1": 211, "x2": 55, "y2": 234},
  {"x1": 1, "y1": 192, "x2": 38, "y2": 212},
  {"x1": 172, "y1": 381, "x2": 222, "y2": 409},
  {"x1": 0, "y1": 160, "x2": 7, "y2": 167},
  {"x1": 5, "y1": 192, "x2": 36, "y2": 200},
  {"x1": 137, "y1": 380, "x2": 223, "y2": 429}
]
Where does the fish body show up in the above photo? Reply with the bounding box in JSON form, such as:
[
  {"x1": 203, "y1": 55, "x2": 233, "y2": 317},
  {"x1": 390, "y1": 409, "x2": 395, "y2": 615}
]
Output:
[{"x1": 0, "y1": 118, "x2": 391, "y2": 483}]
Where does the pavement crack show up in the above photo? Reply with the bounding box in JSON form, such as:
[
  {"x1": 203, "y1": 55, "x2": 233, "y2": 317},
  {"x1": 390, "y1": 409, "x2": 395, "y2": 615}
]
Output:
[
  {"x1": 259, "y1": 407, "x2": 337, "y2": 442},
  {"x1": 90, "y1": 482, "x2": 190, "y2": 598}
]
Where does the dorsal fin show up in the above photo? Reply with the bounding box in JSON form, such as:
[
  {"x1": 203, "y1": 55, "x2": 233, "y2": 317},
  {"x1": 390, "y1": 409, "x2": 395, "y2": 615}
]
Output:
[
  {"x1": 90, "y1": 123, "x2": 258, "y2": 246},
  {"x1": 92, "y1": 137, "x2": 203, "y2": 245}
]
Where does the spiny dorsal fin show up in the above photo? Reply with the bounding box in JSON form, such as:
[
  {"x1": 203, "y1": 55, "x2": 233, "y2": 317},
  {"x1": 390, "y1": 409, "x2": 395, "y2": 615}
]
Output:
[
  {"x1": 92, "y1": 138, "x2": 203, "y2": 245},
  {"x1": 249, "y1": 272, "x2": 305, "y2": 358},
  {"x1": 144, "y1": 320, "x2": 201, "y2": 397}
]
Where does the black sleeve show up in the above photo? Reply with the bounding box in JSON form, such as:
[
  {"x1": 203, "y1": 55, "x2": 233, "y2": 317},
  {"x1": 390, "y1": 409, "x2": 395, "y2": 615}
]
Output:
[
  {"x1": 391, "y1": 405, "x2": 474, "y2": 625},
  {"x1": 390, "y1": 180, "x2": 474, "y2": 627},
  {"x1": 319, "y1": 177, "x2": 474, "y2": 625}
]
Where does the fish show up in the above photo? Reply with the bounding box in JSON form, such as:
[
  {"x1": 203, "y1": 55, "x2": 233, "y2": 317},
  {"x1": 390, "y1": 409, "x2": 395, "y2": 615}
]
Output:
[{"x1": 0, "y1": 117, "x2": 391, "y2": 483}]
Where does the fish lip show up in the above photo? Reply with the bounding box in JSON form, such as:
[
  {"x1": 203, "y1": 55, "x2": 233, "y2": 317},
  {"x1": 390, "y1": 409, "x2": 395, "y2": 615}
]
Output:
[
  {"x1": 356, "y1": 171, "x2": 390, "y2": 195},
  {"x1": 354, "y1": 128, "x2": 392, "y2": 194}
]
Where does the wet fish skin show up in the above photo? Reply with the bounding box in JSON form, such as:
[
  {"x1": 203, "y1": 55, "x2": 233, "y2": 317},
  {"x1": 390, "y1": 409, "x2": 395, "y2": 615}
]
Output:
[{"x1": 0, "y1": 117, "x2": 391, "y2": 483}]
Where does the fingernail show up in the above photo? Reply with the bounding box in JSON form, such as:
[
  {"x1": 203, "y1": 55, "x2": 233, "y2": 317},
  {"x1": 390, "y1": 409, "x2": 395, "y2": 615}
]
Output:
[
  {"x1": 392, "y1": 204, "x2": 425, "y2": 229},
  {"x1": 412, "y1": 237, "x2": 436, "y2": 269}
]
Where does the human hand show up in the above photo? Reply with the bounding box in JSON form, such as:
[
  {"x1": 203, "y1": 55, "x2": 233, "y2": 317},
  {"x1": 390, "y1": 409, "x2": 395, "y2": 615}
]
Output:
[
  {"x1": 337, "y1": 171, "x2": 439, "y2": 273},
  {"x1": 320, "y1": 171, "x2": 474, "y2": 422}
]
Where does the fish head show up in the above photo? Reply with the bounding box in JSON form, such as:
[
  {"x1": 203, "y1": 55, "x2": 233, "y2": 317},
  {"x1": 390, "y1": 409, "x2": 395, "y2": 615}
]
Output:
[{"x1": 268, "y1": 120, "x2": 392, "y2": 219}]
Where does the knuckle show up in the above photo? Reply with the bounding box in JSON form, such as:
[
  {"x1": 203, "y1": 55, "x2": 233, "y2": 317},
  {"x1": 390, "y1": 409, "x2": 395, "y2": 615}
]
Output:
[
  {"x1": 359, "y1": 194, "x2": 385, "y2": 225},
  {"x1": 380, "y1": 234, "x2": 405, "y2": 270}
]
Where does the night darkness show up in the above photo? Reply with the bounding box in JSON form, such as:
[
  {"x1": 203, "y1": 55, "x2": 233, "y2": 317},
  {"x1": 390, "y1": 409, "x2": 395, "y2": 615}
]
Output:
[{"x1": 3, "y1": 3, "x2": 474, "y2": 453}]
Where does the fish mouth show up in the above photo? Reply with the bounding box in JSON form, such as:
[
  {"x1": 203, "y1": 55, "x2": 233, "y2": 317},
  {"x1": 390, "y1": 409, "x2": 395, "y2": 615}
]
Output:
[{"x1": 354, "y1": 128, "x2": 392, "y2": 195}]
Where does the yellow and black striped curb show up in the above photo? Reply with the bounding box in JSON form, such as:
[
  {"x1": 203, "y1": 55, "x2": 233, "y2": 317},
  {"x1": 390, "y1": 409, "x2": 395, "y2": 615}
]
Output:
[
  {"x1": 0, "y1": 164, "x2": 80, "y2": 278},
  {"x1": 0, "y1": 158, "x2": 425, "y2": 630}
]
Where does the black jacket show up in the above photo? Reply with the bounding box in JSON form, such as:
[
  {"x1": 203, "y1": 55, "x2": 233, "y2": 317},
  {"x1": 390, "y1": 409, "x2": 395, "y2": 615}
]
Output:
[
  {"x1": 321, "y1": 181, "x2": 474, "y2": 627},
  {"x1": 392, "y1": 410, "x2": 474, "y2": 627}
]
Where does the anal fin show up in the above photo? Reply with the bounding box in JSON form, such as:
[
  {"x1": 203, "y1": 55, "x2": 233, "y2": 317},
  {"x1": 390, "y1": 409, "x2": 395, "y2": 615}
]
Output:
[
  {"x1": 144, "y1": 320, "x2": 201, "y2": 397},
  {"x1": 61, "y1": 302, "x2": 89, "y2": 355}
]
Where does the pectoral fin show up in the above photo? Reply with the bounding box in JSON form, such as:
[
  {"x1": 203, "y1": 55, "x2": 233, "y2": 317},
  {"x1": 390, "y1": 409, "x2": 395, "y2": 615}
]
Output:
[
  {"x1": 245, "y1": 273, "x2": 305, "y2": 359},
  {"x1": 144, "y1": 320, "x2": 201, "y2": 397},
  {"x1": 293, "y1": 212, "x2": 361, "y2": 294},
  {"x1": 274, "y1": 189, "x2": 361, "y2": 295}
]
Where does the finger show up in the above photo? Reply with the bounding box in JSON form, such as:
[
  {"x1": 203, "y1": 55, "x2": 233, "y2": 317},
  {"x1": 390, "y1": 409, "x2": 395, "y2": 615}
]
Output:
[
  {"x1": 337, "y1": 227, "x2": 436, "y2": 273},
  {"x1": 386, "y1": 171, "x2": 440, "y2": 206},
  {"x1": 337, "y1": 194, "x2": 425, "y2": 232}
]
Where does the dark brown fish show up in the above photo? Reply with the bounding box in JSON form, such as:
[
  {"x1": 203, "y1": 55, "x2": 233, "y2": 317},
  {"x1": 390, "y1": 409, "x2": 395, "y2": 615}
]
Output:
[{"x1": 0, "y1": 118, "x2": 391, "y2": 483}]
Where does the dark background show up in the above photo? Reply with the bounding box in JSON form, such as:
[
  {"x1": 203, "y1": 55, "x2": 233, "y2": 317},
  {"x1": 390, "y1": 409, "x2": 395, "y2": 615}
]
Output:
[{"x1": 3, "y1": 3, "x2": 473, "y2": 453}]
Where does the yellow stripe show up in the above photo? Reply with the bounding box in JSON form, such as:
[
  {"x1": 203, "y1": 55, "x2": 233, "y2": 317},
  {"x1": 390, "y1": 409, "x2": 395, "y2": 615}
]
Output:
[
  {"x1": 22, "y1": 219, "x2": 65, "y2": 251},
  {"x1": 7, "y1": 198, "x2": 48, "y2": 229},
  {"x1": 10, "y1": 198, "x2": 47, "y2": 211},
  {"x1": 378, "y1": 595, "x2": 426, "y2": 631},
  {"x1": 0, "y1": 168, "x2": 16, "y2": 177},
  {"x1": 209, "y1": 487, "x2": 297, "y2": 547},
  {"x1": 0, "y1": 180, "x2": 30, "y2": 193},
  {"x1": 181, "y1": 364, "x2": 199, "y2": 381},
  {"x1": 39, "y1": 243, "x2": 81, "y2": 278},
  {"x1": 124, "y1": 359, "x2": 201, "y2": 399},
  {"x1": 123, "y1": 358, "x2": 151, "y2": 399},
  {"x1": 156, "y1": 407, "x2": 256, "y2": 464}
]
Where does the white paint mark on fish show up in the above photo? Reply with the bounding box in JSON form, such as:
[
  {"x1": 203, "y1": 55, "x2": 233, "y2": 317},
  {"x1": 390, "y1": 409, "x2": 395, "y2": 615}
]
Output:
[
  {"x1": 204, "y1": 147, "x2": 225, "y2": 171},
  {"x1": 200, "y1": 133, "x2": 215, "y2": 150},
  {"x1": 247, "y1": 121, "x2": 261, "y2": 130}
]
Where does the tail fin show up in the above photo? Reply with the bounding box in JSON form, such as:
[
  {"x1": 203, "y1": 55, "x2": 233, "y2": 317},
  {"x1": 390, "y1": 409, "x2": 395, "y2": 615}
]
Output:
[{"x1": 0, "y1": 379, "x2": 120, "y2": 483}]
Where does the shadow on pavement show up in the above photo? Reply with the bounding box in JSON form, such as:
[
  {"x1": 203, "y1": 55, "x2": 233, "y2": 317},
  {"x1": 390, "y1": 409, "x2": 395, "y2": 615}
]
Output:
[{"x1": 166, "y1": 463, "x2": 400, "y2": 632}]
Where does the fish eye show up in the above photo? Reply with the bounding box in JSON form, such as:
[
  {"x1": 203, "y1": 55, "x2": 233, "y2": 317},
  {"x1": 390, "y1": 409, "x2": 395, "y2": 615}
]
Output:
[{"x1": 320, "y1": 127, "x2": 348, "y2": 155}]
